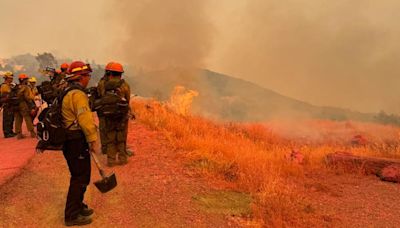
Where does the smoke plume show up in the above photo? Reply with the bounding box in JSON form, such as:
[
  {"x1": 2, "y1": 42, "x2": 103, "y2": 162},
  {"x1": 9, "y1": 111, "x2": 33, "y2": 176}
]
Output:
[
  {"x1": 106, "y1": 0, "x2": 214, "y2": 70},
  {"x1": 209, "y1": 0, "x2": 400, "y2": 113}
]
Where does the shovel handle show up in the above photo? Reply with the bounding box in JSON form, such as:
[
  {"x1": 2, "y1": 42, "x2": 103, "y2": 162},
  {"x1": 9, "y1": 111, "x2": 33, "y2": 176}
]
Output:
[{"x1": 90, "y1": 149, "x2": 106, "y2": 178}]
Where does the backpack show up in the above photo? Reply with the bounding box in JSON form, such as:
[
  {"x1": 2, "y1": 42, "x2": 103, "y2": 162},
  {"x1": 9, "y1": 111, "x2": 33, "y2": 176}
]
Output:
[
  {"x1": 94, "y1": 79, "x2": 129, "y2": 118},
  {"x1": 37, "y1": 81, "x2": 59, "y2": 105},
  {"x1": 6, "y1": 84, "x2": 21, "y2": 110},
  {"x1": 35, "y1": 85, "x2": 85, "y2": 152}
]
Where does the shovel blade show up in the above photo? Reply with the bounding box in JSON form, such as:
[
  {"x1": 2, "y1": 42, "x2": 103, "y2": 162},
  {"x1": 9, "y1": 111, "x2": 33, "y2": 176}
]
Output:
[{"x1": 94, "y1": 172, "x2": 117, "y2": 193}]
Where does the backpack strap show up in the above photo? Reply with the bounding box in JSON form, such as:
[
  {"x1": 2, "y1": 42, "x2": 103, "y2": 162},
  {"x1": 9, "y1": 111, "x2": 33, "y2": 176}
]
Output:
[
  {"x1": 58, "y1": 84, "x2": 86, "y2": 129},
  {"x1": 58, "y1": 84, "x2": 86, "y2": 103},
  {"x1": 66, "y1": 120, "x2": 78, "y2": 130}
]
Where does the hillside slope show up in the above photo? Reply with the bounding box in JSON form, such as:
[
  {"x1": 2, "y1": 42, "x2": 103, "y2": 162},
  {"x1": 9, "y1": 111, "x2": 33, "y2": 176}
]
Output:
[{"x1": 129, "y1": 68, "x2": 375, "y2": 122}]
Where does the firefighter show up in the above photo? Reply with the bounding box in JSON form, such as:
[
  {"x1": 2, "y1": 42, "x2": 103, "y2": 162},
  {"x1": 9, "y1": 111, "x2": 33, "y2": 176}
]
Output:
[
  {"x1": 28, "y1": 77, "x2": 40, "y2": 124},
  {"x1": 14, "y1": 74, "x2": 36, "y2": 139},
  {"x1": 28, "y1": 76, "x2": 39, "y2": 96},
  {"x1": 97, "y1": 62, "x2": 134, "y2": 157},
  {"x1": 54, "y1": 63, "x2": 68, "y2": 87},
  {"x1": 60, "y1": 62, "x2": 69, "y2": 76},
  {"x1": 62, "y1": 61, "x2": 97, "y2": 226},
  {"x1": 0, "y1": 72, "x2": 16, "y2": 138},
  {"x1": 45, "y1": 67, "x2": 57, "y2": 84},
  {"x1": 37, "y1": 68, "x2": 58, "y2": 106},
  {"x1": 98, "y1": 62, "x2": 131, "y2": 166},
  {"x1": 54, "y1": 67, "x2": 67, "y2": 90}
]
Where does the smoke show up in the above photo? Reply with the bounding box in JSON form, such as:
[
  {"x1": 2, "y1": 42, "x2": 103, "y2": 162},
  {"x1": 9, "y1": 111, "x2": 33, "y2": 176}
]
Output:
[
  {"x1": 0, "y1": 0, "x2": 110, "y2": 63},
  {"x1": 106, "y1": 0, "x2": 214, "y2": 70},
  {"x1": 209, "y1": 0, "x2": 400, "y2": 113},
  {"x1": 2, "y1": 0, "x2": 400, "y2": 114}
]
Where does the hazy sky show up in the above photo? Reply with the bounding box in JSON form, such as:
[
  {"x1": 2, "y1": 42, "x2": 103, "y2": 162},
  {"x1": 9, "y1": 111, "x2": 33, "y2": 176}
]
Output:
[{"x1": 2, "y1": 0, "x2": 400, "y2": 113}]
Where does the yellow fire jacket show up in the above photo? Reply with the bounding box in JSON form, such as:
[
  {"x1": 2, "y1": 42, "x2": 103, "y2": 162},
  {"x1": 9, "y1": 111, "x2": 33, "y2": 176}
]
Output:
[
  {"x1": 17, "y1": 84, "x2": 35, "y2": 111},
  {"x1": 62, "y1": 89, "x2": 97, "y2": 143},
  {"x1": 0, "y1": 83, "x2": 11, "y2": 94},
  {"x1": 30, "y1": 85, "x2": 39, "y2": 96}
]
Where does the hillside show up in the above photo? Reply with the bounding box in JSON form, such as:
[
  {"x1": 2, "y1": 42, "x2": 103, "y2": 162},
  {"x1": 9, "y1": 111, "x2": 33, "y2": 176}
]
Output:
[
  {"x1": 0, "y1": 54, "x2": 390, "y2": 123},
  {"x1": 129, "y1": 68, "x2": 376, "y2": 122}
]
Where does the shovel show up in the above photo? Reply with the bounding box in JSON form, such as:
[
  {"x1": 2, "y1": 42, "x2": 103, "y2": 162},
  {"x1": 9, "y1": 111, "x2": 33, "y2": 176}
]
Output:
[{"x1": 90, "y1": 151, "x2": 117, "y2": 193}]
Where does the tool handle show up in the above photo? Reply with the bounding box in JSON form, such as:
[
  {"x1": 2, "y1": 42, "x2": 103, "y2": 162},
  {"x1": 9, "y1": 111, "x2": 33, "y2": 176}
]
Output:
[{"x1": 90, "y1": 149, "x2": 106, "y2": 178}]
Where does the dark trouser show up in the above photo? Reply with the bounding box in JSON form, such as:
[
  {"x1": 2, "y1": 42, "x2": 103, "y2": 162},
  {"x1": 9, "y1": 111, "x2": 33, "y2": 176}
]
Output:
[
  {"x1": 2, "y1": 106, "x2": 14, "y2": 136},
  {"x1": 62, "y1": 131, "x2": 91, "y2": 221}
]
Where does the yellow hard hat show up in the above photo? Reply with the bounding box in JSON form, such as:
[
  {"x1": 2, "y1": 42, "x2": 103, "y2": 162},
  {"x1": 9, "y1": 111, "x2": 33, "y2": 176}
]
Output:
[
  {"x1": 3, "y1": 71, "x2": 13, "y2": 79},
  {"x1": 28, "y1": 76, "x2": 37, "y2": 83}
]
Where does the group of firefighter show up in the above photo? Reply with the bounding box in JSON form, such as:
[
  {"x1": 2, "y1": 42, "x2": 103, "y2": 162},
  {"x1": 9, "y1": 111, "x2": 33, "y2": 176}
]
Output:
[{"x1": 1, "y1": 60, "x2": 132, "y2": 225}]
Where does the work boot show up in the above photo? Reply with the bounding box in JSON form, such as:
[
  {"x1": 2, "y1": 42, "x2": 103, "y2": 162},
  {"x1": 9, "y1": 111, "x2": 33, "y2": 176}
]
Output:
[
  {"x1": 16, "y1": 134, "x2": 25, "y2": 139},
  {"x1": 65, "y1": 215, "x2": 92, "y2": 226},
  {"x1": 80, "y1": 204, "x2": 94, "y2": 216},
  {"x1": 30, "y1": 131, "x2": 36, "y2": 138},
  {"x1": 4, "y1": 133, "x2": 16, "y2": 138}
]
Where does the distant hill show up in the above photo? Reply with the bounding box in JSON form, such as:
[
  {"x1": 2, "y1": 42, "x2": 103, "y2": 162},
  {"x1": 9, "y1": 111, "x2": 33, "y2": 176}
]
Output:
[
  {"x1": 128, "y1": 68, "x2": 377, "y2": 122},
  {"x1": 1, "y1": 54, "x2": 396, "y2": 123}
]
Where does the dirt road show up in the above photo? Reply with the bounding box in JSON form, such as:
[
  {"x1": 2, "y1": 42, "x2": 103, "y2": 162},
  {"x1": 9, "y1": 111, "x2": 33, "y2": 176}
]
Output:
[{"x1": 0, "y1": 122, "x2": 238, "y2": 227}]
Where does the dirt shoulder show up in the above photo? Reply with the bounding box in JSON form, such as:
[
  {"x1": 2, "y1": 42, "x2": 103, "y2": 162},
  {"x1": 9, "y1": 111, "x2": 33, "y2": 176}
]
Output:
[
  {"x1": 0, "y1": 122, "x2": 239, "y2": 227},
  {"x1": 302, "y1": 170, "x2": 400, "y2": 227},
  {"x1": 0, "y1": 136, "x2": 36, "y2": 186}
]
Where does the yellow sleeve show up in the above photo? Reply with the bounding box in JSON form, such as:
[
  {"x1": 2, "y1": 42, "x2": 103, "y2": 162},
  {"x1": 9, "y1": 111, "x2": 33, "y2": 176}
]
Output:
[{"x1": 71, "y1": 91, "x2": 98, "y2": 142}]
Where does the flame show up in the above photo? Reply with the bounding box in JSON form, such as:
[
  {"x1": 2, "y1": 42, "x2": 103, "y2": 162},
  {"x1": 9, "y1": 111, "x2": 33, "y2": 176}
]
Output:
[{"x1": 168, "y1": 85, "x2": 199, "y2": 116}]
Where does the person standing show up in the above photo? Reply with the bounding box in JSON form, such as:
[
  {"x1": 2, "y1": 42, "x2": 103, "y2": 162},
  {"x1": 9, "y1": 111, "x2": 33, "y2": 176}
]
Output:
[
  {"x1": 28, "y1": 76, "x2": 40, "y2": 124},
  {"x1": 60, "y1": 62, "x2": 69, "y2": 78},
  {"x1": 0, "y1": 72, "x2": 16, "y2": 138},
  {"x1": 61, "y1": 61, "x2": 97, "y2": 226},
  {"x1": 28, "y1": 76, "x2": 39, "y2": 96},
  {"x1": 14, "y1": 74, "x2": 36, "y2": 139},
  {"x1": 97, "y1": 62, "x2": 134, "y2": 158},
  {"x1": 97, "y1": 62, "x2": 131, "y2": 166}
]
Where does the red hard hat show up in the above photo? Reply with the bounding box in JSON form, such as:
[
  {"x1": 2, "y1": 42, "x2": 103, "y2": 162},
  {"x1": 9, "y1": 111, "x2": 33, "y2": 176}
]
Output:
[
  {"x1": 66, "y1": 61, "x2": 92, "y2": 81},
  {"x1": 18, "y1": 73, "x2": 28, "y2": 80},
  {"x1": 61, "y1": 63, "x2": 69, "y2": 70},
  {"x1": 105, "y1": 61, "x2": 124, "y2": 73}
]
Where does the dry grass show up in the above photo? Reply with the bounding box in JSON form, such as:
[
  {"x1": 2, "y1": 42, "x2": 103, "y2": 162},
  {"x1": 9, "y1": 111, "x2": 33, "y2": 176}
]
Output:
[{"x1": 131, "y1": 97, "x2": 400, "y2": 226}]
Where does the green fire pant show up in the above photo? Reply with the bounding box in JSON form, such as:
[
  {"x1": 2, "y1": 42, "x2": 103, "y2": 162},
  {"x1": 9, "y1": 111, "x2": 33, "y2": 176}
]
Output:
[
  {"x1": 14, "y1": 109, "x2": 34, "y2": 134},
  {"x1": 104, "y1": 117, "x2": 128, "y2": 163}
]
